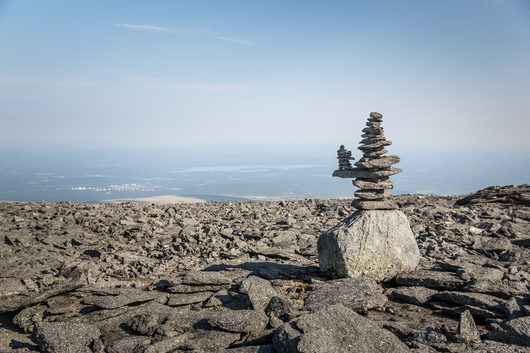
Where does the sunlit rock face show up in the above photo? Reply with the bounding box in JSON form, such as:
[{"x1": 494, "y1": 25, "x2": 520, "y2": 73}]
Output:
[{"x1": 318, "y1": 210, "x2": 420, "y2": 281}]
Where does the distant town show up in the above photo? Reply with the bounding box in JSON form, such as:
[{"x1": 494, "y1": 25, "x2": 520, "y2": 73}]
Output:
[{"x1": 70, "y1": 183, "x2": 160, "y2": 192}]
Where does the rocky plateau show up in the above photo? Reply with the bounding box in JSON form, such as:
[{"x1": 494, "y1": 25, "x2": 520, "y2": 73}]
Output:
[{"x1": 0, "y1": 184, "x2": 529, "y2": 352}]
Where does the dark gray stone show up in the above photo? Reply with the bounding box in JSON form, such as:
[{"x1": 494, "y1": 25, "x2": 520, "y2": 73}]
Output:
[
  {"x1": 392, "y1": 286, "x2": 437, "y2": 305},
  {"x1": 34, "y1": 321, "x2": 100, "y2": 353},
  {"x1": 0, "y1": 283, "x2": 84, "y2": 314},
  {"x1": 465, "y1": 279, "x2": 528, "y2": 299},
  {"x1": 166, "y1": 291, "x2": 212, "y2": 306},
  {"x1": 265, "y1": 296, "x2": 296, "y2": 322},
  {"x1": 456, "y1": 310, "x2": 481, "y2": 343},
  {"x1": 240, "y1": 276, "x2": 278, "y2": 311},
  {"x1": 333, "y1": 167, "x2": 401, "y2": 179},
  {"x1": 304, "y1": 278, "x2": 387, "y2": 313},
  {"x1": 273, "y1": 304, "x2": 409, "y2": 353},
  {"x1": 207, "y1": 310, "x2": 269, "y2": 333},
  {"x1": 488, "y1": 316, "x2": 530, "y2": 346},
  {"x1": 432, "y1": 291, "x2": 506, "y2": 314},
  {"x1": 395, "y1": 270, "x2": 466, "y2": 290},
  {"x1": 92, "y1": 289, "x2": 158, "y2": 309},
  {"x1": 127, "y1": 312, "x2": 160, "y2": 335}
]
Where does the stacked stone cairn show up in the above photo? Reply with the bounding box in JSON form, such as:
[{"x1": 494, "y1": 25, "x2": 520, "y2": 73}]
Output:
[
  {"x1": 353, "y1": 112, "x2": 402, "y2": 210},
  {"x1": 320, "y1": 112, "x2": 420, "y2": 281},
  {"x1": 332, "y1": 112, "x2": 402, "y2": 209}
]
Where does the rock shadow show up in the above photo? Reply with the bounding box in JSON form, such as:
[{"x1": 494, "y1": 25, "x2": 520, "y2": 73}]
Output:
[{"x1": 204, "y1": 261, "x2": 323, "y2": 281}]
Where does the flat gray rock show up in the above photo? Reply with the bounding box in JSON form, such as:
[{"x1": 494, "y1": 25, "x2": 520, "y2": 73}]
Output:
[
  {"x1": 240, "y1": 276, "x2": 278, "y2": 311},
  {"x1": 273, "y1": 304, "x2": 409, "y2": 353},
  {"x1": 34, "y1": 321, "x2": 100, "y2": 353},
  {"x1": 0, "y1": 283, "x2": 84, "y2": 314},
  {"x1": 432, "y1": 291, "x2": 506, "y2": 314},
  {"x1": 304, "y1": 278, "x2": 387, "y2": 313},
  {"x1": 465, "y1": 279, "x2": 528, "y2": 299},
  {"x1": 207, "y1": 310, "x2": 269, "y2": 333},
  {"x1": 179, "y1": 270, "x2": 232, "y2": 285},
  {"x1": 92, "y1": 289, "x2": 158, "y2": 309},
  {"x1": 167, "y1": 291, "x2": 212, "y2": 306},
  {"x1": 392, "y1": 286, "x2": 437, "y2": 305},
  {"x1": 214, "y1": 345, "x2": 273, "y2": 353},
  {"x1": 395, "y1": 270, "x2": 466, "y2": 290},
  {"x1": 318, "y1": 210, "x2": 420, "y2": 281},
  {"x1": 353, "y1": 199, "x2": 398, "y2": 210},
  {"x1": 488, "y1": 316, "x2": 530, "y2": 347}
]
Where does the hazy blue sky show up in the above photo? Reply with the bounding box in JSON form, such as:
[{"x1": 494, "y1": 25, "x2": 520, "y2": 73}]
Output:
[{"x1": 1, "y1": 0, "x2": 529, "y2": 150}]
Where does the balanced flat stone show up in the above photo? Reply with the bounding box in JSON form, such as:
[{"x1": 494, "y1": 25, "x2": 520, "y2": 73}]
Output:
[
  {"x1": 363, "y1": 148, "x2": 388, "y2": 158},
  {"x1": 353, "y1": 199, "x2": 398, "y2": 210},
  {"x1": 366, "y1": 121, "x2": 382, "y2": 128},
  {"x1": 333, "y1": 167, "x2": 402, "y2": 179},
  {"x1": 354, "y1": 190, "x2": 391, "y2": 200},
  {"x1": 358, "y1": 140, "x2": 393, "y2": 150},
  {"x1": 360, "y1": 135, "x2": 386, "y2": 142},
  {"x1": 355, "y1": 155, "x2": 400, "y2": 169},
  {"x1": 362, "y1": 127, "x2": 384, "y2": 134},
  {"x1": 353, "y1": 179, "x2": 394, "y2": 190},
  {"x1": 318, "y1": 210, "x2": 420, "y2": 281},
  {"x1": 370, "y1": 112, "x2": 383, "y2": 120}
]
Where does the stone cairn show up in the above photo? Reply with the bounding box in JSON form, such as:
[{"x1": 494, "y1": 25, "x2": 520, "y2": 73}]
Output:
[
  {"x1": 319, "y1": 112, "x2": 419, "y2": 281},
  {"x1": 337, "y1": 145, "x2": 354, "y2": 170},
  {"x1": 332, "y1": 112, "x2": 402, "y2": 210}
]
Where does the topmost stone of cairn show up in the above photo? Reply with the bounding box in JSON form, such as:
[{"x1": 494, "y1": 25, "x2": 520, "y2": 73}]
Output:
[{"x1": 332, "y1": 112, "x2": 402, "y2": 210}]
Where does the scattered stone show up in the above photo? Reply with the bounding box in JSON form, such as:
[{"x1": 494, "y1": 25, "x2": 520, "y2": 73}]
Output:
[
  {"x1": 432, "y1": 291, "x2": 506, "y2": 315},
  {"x1": 92, "y1": 289, "x2": 159, "y2": 309},
  {"x1": 395, "y1": 270, "x2": 466, "y2": 290},
  {"x1": 304, "y1": 278, "x2": 387, "y2": 313},
  {"x1": 127, "y1": 312, "x2": 160, "y2": 335},
  {"x1": 464, "y1": 279, "x2": 528, "y2": 299},
  {"x1": 207, "y1": 310, "x2": 269, "y2": 333},
  {"x1": 391, "y1": 286, "x2": 437, "y2": 305},
  {"x1": 265, "y1": 296, "x2": 296, "y2": 322},
  {"x1": 456, "y1": 309, "x2": 481, "y2": 343},
  {"x1": 488, "y1": 316, "x2": 530, "y2": 346},
  {"x1": 34, "y1": 321, "x2": 101, "y2": 353},
  {"x1": 273, "y1": 304, "x2": 409, "y2": 353},
  {"x1": 240, "y1": 276, "x2": 279, "y2": 311},
  {"x1": 166, "y1": 291, "x2": 212, "y2": 306}
]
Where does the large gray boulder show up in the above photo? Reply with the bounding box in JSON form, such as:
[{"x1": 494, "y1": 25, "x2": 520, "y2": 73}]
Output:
[{"x1": 317, "y1": 210, "x2": 420, "y2": 281}]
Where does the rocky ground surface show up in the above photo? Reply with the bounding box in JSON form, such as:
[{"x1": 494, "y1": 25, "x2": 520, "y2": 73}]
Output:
[{"x1": 0, "y1": 184, "x2": 529, "y2": 352}]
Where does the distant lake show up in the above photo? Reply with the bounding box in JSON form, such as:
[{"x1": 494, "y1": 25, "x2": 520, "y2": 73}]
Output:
[{"x1": 0, "y1": 145, "x2": 528, "y2": 202}]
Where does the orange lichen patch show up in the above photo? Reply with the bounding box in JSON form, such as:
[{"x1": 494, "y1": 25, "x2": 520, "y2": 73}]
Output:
[{"x1": 281, "y1": 281, "x2": 310, "y2": 305}]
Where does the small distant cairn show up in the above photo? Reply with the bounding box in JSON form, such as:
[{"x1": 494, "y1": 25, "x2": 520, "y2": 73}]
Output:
[
  {"x1": 333, "y1": 112, "x2": 401, "y2": 210},
  {"x1": 337, "y1": 145, "x2": 354, "y2": 170}
]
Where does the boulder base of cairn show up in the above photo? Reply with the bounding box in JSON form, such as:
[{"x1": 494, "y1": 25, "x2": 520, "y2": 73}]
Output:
[{"x1": 317, "y1": 210, "x2": 420, "y2": 281}]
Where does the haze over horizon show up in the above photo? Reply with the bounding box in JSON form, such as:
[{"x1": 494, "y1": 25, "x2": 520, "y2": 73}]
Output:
[
  {"x1": 0, "y1": 1, "x2": 529, "y2": 202},
  {"x1": 1, "y1": 0, "x2": 529, "y2": 151}
]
